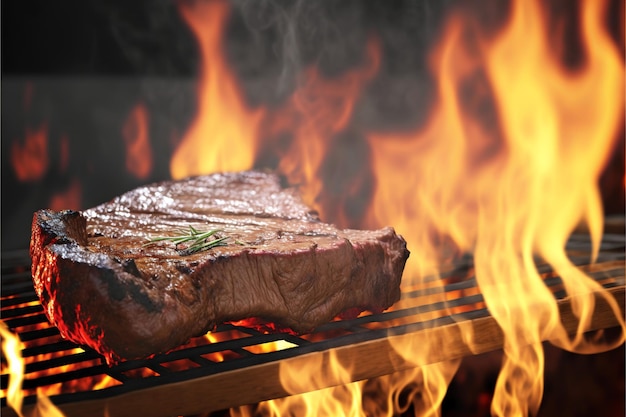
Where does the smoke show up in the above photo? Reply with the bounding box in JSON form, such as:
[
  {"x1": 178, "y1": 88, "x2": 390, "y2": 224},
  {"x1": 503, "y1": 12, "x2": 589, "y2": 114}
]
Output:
[
  {"x1": 89, "y1": 0, "x2": 198, "y2": 77},
  {"x1": 86, "y1": 0, "x2": 457, "y2": 129},
  {"x1": 226, "y1": 0, "x2": 370, "y2": 103},
  {"x1": 238, "y1": 0, "x2": 473, "y2": 134},
  {"x1": 229, "y1": 0, "x2": 452, "y2": 111}
]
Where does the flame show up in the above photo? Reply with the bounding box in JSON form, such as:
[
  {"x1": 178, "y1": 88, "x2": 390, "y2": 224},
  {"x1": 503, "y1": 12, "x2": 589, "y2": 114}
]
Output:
[
  {"x1": 122, "y1": 102, "x2": 153, "y2": 180},
  {"x1": 48, "y1": 179, "x2": 82, "y2": 211},
  {"x1": 0, "y1": 322, "x2": 67, "y2": 416},
  {"x1": 32, "y1": 389, "x2": 65, "y2": 417},
  {"x1": 270, "y1": 37, "x2": 381, "y2": 221},
  {"x1": 59, "y1": 134, "x2": 70, "y2": 173},
  {"x1": 170, "y1": 0, "x2": 264, "y2": 179},
  {"x1": 1, "y1": 321, "x2": 25, "y2": 417},
  {"x1": 11, "y1": 123, "x2": 49, "y2": 182},
  {"x1": 0, "y1": 301, "x2": 122, "y2": 406},
  {"x1": 170, "y1": 0, "x2": 380, "y2": 206},
  {"x1": 233, "y1": 351, "x2": 366, "y2": 417},
  {"x1": 363, "y1": 0, "x2": 625, "y2": 415}
]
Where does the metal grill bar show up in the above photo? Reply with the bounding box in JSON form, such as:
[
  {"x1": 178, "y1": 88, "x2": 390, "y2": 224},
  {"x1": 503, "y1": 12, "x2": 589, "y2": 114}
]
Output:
[{"x1": 1, "y1": 234, "x2": 624, "y2": 417}]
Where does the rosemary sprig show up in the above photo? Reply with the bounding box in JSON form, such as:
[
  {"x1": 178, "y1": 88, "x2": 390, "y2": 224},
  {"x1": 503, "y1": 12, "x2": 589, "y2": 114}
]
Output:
[{"x1": 144, "y1": 225, "x2": 233, "y2": 255}]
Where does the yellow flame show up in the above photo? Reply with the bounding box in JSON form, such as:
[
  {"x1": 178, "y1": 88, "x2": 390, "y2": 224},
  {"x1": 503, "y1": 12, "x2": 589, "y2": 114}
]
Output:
[
  {"x1": 365, "y1": 0, "x2": 625, "y2": 415},
  {"x1": 170, "y1": 0, "x2": 264, "y2": 179},
  {"x1": 233, "y1": 350, "x2": 366, "y2": 417},
  {"x1": 1, "y1": 321, "x2": 25, "y2": 417},
  {"x1": 1, "y1": 321, "x2": 69, "y2": 417},
  {"x1": 31, "y1": 388, "x2": 65, "y2": 417}
]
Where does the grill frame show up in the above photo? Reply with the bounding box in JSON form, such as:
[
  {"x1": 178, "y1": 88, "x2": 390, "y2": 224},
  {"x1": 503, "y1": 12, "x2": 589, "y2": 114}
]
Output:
[{"x1": 2, "y1": 233, "x2": 625, "y2": 417}]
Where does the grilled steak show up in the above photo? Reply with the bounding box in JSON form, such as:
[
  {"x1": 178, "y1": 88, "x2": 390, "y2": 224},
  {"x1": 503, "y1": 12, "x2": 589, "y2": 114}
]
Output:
[{"x1": 30, "y1": 170, "x2": 409, "y2": 364}]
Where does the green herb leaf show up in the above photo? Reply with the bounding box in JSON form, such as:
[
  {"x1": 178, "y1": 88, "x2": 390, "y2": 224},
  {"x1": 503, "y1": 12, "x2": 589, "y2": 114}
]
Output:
[{"x1": 144, "y1": 225, "x2": 235, "y2": 255}]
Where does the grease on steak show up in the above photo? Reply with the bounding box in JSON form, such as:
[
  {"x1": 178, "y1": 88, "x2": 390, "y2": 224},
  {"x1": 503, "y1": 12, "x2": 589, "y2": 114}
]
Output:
[{"x1": 30, "y1": 171, "x2": 409, "y2": 364}]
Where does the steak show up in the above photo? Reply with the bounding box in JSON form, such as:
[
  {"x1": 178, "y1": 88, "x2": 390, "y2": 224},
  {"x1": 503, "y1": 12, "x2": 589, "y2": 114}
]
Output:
[{"x1": 30, "y1": 170, "x2": 409, "y2": 365}]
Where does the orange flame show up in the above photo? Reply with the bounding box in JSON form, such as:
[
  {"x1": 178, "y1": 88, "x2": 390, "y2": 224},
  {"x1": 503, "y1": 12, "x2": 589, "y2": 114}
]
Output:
[
  {"x1": 0, "y1": 322, "x2": 68, "y2": 416},
  {"x1": 268, "y1": 37, "x2": 381, "y2": 220},
  {"x1": 232, "y1": 350, "x2": 366, "y2": 417},
  {"x1": 122, "y1": 102, "x2": 153, "y2": 180},
  {"x1": 48, "y1": 179, "x2": 82, "y2": 211},
  {"x1": 59, "y1": 134, "x2": 70, "y2": 173},
  {"x1": 0, "y1": 301, "x2": 122, "y2": 405},
  {"x1": 170, "y1": 0, "x2": 264, "y2": 179},
  {"x1": 11, "y1": 124, "x2": 49, "y2": 182}
]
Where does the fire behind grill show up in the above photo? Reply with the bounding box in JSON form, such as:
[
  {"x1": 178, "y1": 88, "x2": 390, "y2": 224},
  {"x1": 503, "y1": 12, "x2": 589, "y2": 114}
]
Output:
[{"x1": 1, "y1": 233, "x2": 625, "y2": 417}]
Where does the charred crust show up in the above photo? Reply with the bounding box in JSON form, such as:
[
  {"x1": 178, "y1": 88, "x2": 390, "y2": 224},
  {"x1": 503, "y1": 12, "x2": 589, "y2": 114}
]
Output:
[
  {"x1": 191, "y1": 274, "x2": 203, "y2": 290},
  {"x1": 175, "y1": 263, "x2": 194, "y2": 275},
  {"x1": 35, "y1": 209, "x2": 88, "y2": 246},
  {"x1": 113, "y1": 257, "x2": 142, "y2": 278},
  {"x1": 101, "y1": 268, "x2": 159, "y2": 313},
  {"x1": 101, "y1": 269, "x2": 126, "y2": 302}
]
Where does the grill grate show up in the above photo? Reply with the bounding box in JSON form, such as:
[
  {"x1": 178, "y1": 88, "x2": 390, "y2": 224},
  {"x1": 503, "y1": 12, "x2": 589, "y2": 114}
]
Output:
[{"x1": 1, "y1": 233, "x2": 625, "y2": 417}]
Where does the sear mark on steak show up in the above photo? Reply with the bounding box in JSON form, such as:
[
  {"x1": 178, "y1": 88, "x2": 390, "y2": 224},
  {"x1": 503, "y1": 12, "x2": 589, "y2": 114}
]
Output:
[{"x1": 30, "y1": 170, "x2": 410, "y2": 365}]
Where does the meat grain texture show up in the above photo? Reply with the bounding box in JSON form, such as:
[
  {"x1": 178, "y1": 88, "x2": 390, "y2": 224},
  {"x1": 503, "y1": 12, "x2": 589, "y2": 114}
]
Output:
[{"x1": 30, "y1": 171, "x2": 409, "y2": 364}]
